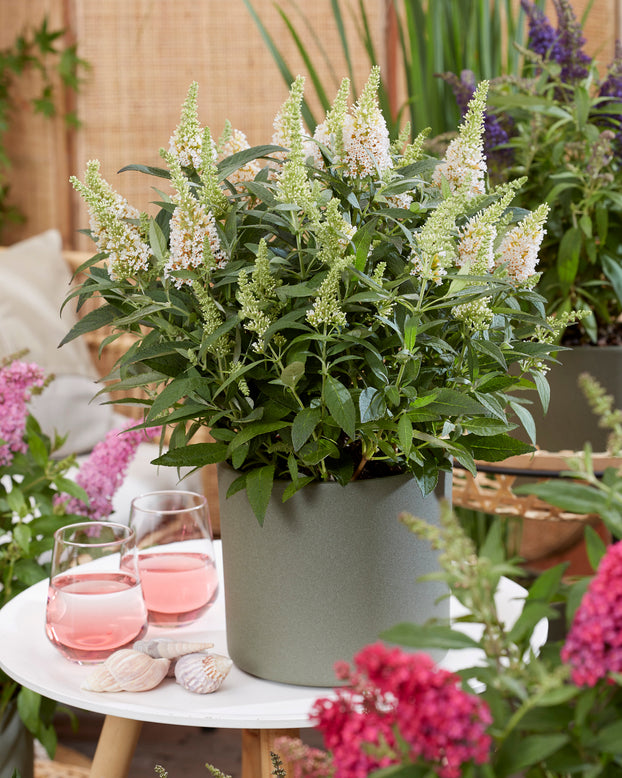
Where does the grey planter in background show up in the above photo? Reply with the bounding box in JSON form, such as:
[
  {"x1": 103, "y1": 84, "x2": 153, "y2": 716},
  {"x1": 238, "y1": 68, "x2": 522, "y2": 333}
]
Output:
[
  {"x1": 217, "y1": 466, "x2": 450, "y2": 687},
  {"x1": 519, "y1": 346, "x2": 622, "y2": 453},
  {"x1": 0, "y1": 701, "x2": 33, "y2": 778}
]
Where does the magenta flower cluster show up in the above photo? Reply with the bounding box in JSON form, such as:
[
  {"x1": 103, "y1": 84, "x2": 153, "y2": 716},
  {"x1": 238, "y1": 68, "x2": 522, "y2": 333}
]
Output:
[
  {"x1": 562, "y1": 540, "x2": 622, "y2": 687},
  {"x1": 61, "y1": 420, "x2": 157, "y2": 519},
  {"x1": 310, "y1": 643, "x2": 492, "y2": 778},
  {"x1": 0, "y1": 360, "x2": 46, "y2": 466}
]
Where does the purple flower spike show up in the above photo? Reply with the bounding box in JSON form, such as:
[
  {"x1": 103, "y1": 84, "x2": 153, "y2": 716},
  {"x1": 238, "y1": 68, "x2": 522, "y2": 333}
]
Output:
[
  {"x1": 551, "y1": 0, "x2": 591, "y2": 82},
  {"x1": 599, "y1": 40, "x2": 622, "y2": 157},
  {"x1": 521, "y1": 0, "x2": 560, "y2": 61}
]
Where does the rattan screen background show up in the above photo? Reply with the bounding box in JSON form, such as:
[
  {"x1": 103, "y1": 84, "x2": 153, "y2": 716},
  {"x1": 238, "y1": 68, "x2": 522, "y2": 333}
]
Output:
[{"x1": 0, "y1": 0, "x2": 619, "y2": 250}]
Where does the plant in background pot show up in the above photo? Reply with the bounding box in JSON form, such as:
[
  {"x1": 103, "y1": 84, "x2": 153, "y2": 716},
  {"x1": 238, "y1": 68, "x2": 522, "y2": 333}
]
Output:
[
  {"x1": 65, "y1": 70, "x2": 557, "y2": 684},
  {"x1": 442, "y1": 0, "x2": 622, "y2": 451},
  {"x1": 0, "y1": 354, "x2": 150, "y2": 777}
]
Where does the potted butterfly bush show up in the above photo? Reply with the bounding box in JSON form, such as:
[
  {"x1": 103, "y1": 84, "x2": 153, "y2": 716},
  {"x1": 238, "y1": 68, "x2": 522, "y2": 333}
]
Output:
[
  {"x1": 0, "y1": 355, "x2": 153, "y2": 777},
  {"x1": 64, "y1": 69, "x2": 557, "y2": 685},
  {"x1": 442, "y1": 0, "x2": 622, "y2": 452}
]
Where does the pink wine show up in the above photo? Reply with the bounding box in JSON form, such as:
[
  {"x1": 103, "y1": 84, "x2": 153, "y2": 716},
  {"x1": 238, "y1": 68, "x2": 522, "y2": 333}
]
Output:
[
  {"x1": 45, "y1": 572, "x2": 148, "y2": 663},
  {"x1": 135, "y1": 552, "x2": 219, "y2": 627}
]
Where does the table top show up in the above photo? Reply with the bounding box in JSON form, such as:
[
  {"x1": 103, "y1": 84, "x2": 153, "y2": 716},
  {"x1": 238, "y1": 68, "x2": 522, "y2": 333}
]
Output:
[{"x1": 0, "y1": 542, "x2": 545, "y2": 729}]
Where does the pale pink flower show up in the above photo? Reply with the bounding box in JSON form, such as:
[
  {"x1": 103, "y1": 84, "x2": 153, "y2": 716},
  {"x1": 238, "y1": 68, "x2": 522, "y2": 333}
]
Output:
[
  {"x1": 60, "y1": 420, "x2": 158, "y2": 519},
  {"x1": 0, "y1": 361, "x2": 46, "y2": 466}
]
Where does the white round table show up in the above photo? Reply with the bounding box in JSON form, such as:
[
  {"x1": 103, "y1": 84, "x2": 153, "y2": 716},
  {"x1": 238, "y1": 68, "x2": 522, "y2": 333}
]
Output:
[{"x1": 0, "y1": 542, "x2": 544, "y2": 778}]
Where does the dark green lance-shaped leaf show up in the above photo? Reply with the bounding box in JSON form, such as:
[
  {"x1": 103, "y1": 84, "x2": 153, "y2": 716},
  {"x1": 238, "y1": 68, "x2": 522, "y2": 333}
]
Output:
[
  {"x1": 59, "y1": 304, "x2": 120, "y2": 345},
  {"x1": 359, "y1": 387, "x2": 386, "y2": 423},
  {"x1": 584, "y1": 523, "x2": 607, "y2": 571},
  {"x1": 509, "y1": 400, "x2": 536, "y2": 445},
  {"x1": 586, "y1": 719, "x2": 622, "y2": 753},
  {"x1": 506, "y1": 601, "x2": 554, "y2": 644},
  {"x1": 217, "y1": 145, "x2": 283, "y2": 183},
  {"x1": 298, "y1": 438, "x2": 340, "y2": 466},
  {"x1": 397, "y1": 414, "x2": 413, "y2": 456},
  {"x1": 466, "y1": 434, "x2": 533, "y2": 461},
  {"x1": 246, "y1": 464, "x2": 275, "y2": 526},
  {"x1": 226, "y1": 421, "x2": 288, "y2": 454},
  {"x1": 149, "y1": 219, "x2": 168, "y2": 263},
  {"x1": 533, "y1": 369, "x2": 551, "y2": 414},
  {"x1": 556, "y1": 227, "x2": 581, "y2": 289},
  {"x1": 325, "y1": 375, "x2": 356, "y2": 439},
  {"x1": 292, "y1": 407, "x2": 322, "y2": 451},
  {"x1": 424, "y1": 388, "x2": 489, "y2": 417},
  {"x1": 602, "y1": 252, "x2": 622, "y2": 307},
  {"x1": 380, "y1": 623, "x2": 480, "y2": 650},
  {"x1": 153, "y1": 442, "x2": 228, "y2": 468},
  {"x1": 118, "y1": 163, "x2": 171, "y2": 179},
  {"x1": 514, "y1": 480, "x2": 605, "y2": 516},
  {"x1": 146, "y1": 376, "x2": 208, "y2": 422},
  {"x1": 496, "y1": 733, "x2": 569, "y2": 775}
]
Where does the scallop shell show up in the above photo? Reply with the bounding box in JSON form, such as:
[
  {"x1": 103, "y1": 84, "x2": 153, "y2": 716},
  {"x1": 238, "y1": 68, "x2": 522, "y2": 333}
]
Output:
[
  {"x1": 133, "y1": 637, "x2": 214, "y2": 660},
  {"x1": 174, "y1": 652, "x2": 232, "y2": 694},
  {"x1": 82, "y1": 649, "x2": 170, "y2": 693}
]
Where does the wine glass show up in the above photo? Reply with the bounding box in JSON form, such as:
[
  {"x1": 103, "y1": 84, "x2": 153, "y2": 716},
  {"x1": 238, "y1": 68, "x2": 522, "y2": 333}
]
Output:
[
  {"x1": 128, "y1": 490, "x2": 219, "y2": 628},
  {"x1": 45, "y1": 521, "x2": 148, "y2": 663}
]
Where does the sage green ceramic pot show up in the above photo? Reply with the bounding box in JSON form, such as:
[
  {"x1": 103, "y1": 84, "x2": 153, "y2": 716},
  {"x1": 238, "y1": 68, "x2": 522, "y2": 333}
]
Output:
[
  {"x1": 0, "y1": 701, "x2": 33, "y2": 778},
  {"x1": 217, "y1": 466, "x2": 450, "y2": 687}
]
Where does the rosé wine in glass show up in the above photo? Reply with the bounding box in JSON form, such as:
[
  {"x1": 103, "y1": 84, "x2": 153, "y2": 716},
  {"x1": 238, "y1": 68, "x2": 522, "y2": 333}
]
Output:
[
  {"x1": 128, "y1": 491, "x2": 219, "y2": 627},
  {"x1": 45, "y1": 522, "x2": 148, "y2": 663}
]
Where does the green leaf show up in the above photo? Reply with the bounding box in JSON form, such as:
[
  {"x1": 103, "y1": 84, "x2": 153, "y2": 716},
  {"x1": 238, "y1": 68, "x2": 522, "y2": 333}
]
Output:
[
  {"x1": 587, "y1": 720, "x2": 622, "y2": 753},
  {"x1": 59, "y1": 304, "x2": 119, "y2": 345},
  {"x1": 380, "y1": 622, "x2": 480, "y2": 650},
  {"x1": 246, "y1": 464, "x2": 275, "y2": 526},
  {"x1": 226, "y1": 421, "x2": 288, "y2": 453},
  {"x1": 325, "y1": 375, "x2": 356, "y2": 439},
  {"x1": 466, "y1": 433, "x2": 533, "y2": 461},
  {"x1": 601, "y1": 252, "x2": 622, "y2": 307},
  {"x1": 397, "y1": 414, "x2": 413, "y2": 456},
  {"x1": 279, "y1": 361, "x2": 305, "y2": 389},
  {"x1": 359, "y1": 387, "x2": 386, "y2": 423},
  {"x1": 556, "y1": 227, "x2": 582, "y2": 289},
  {"x1": 584, "y1": 523, "x2": 607, "y2": 571},
  {"x1": 148, "y1": 219, "x2": 168, "y2": 263},
  {"x1": 13, "y1": 523, "x2": 31, "y2": 554},
  {"x1": 496, "y1": 733, "x2": 569, "y2": 775},
  {"x1": 425, "y1": 388, "x2": 488, "y2": 417},
  {"x1": 514, "y1": 480, "x2": 603, "y2": 516},
  {"x1": 117, "y1": 163, "x2": 170, "y2": 179},
  {"x1": 291, "y1": 408, "x2": 322, "y2": 451},
  {"x1": 298, "y1": 438, "x2": 340, "y2": 466},
  {"x1": 153, "y1": 442, "x2": 228, "y2": 467}
]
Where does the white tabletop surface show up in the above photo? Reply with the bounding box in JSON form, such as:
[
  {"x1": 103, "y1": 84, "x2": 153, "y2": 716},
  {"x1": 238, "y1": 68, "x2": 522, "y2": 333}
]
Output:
[{"x1": 0, "y1": 542, "x2": 545, "y2": 729}]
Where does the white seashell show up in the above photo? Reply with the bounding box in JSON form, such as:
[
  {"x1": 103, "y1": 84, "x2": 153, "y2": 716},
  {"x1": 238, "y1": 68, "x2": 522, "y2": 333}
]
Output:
[
  {"x1": 133, "y1": 637, "x2": 214, "y2": 660},
  {"x1": 82, "y1": 649, "x2": 170, "y2": 693},
  {"x1": 174, "y1": 652, "x2": 232, "y2": 694}
]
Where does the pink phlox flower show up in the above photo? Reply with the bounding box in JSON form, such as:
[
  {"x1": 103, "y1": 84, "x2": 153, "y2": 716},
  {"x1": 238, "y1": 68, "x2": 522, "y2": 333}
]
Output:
[
  {"x1": 310, "y1": 643, "x2": 492, "y2": 778},
  {"x1": 0, "y1": 361, "x2": 46, "y2": 466},
  {"x1": 562, "y1": 540, "x2": 622, "y2": 685},
  {"x1": 59, "y1": 420, "x2": 159, "y2": 519}
]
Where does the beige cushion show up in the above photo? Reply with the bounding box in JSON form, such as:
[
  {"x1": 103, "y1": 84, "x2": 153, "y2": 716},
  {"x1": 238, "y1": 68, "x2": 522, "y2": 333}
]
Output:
[
  {"x1": 0, "y1": 229, "x2": 96, "y2": 378},
  {"x1": 0, "y1": 230, "x2": 118, "y2": 454}
]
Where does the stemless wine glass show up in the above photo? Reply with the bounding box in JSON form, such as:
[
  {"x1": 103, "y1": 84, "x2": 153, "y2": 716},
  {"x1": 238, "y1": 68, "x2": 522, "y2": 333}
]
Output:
[
  {"x1": 128, "y1": 490, "x2": 219, "y2": 628},
  {"x1": 45, "y1": 522, "x2": 148, "y2": 663}
]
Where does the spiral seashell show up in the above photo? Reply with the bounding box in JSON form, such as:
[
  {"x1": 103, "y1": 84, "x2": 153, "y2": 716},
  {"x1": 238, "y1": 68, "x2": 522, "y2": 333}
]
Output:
[
  {"x1": 133, "y1": 637, "x2": 214, "y2": 660},
  {"x1": 174, "y1": 652, "x2": 232, "y2": 694},
  {"x1": 82, "y1": 649, "x2": 170, "y2": 693}
]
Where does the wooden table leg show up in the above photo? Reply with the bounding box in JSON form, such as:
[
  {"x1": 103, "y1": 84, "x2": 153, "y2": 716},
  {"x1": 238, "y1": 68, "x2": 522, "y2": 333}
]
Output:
[
  {"x1": 88, "y1": 715, "x2": 143, "y2": 778},
  {"x1": 241, "y1": 728, "x2": 300, "y2": 778}
]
